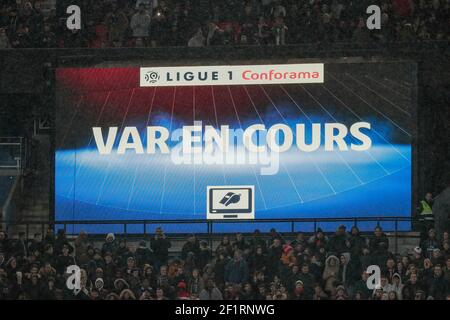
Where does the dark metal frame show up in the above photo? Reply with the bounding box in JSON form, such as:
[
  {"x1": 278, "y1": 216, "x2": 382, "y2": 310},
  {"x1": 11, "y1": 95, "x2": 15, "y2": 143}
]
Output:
[{"x1": 1, "y1": 216, "x2": 421, "y2": 255}]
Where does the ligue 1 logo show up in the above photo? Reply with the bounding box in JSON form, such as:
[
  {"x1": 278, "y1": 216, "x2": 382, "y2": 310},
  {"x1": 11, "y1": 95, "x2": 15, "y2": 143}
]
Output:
[{"x1": 145, "y1": 70, "x2": 160, "y2": 84}]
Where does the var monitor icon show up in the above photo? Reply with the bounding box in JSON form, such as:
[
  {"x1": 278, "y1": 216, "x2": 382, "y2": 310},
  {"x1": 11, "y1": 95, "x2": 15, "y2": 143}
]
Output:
[{"x1": 207, "y1": 186, "x2": 255, "y2": 220}]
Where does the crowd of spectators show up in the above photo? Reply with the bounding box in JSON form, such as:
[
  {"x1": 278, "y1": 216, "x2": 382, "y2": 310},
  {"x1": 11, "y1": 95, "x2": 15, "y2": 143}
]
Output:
[
  {"x1": 0, "y1": 0, "x2": 449, "y2": 49},
  {"x1": 0, "y1": 224, "x2": 449, "y2": 300}
]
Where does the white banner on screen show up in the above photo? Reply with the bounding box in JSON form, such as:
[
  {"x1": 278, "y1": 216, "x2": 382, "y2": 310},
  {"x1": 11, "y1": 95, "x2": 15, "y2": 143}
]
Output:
[{"x1": 140, "y1": 64, "x2": 324, "y2": 87}]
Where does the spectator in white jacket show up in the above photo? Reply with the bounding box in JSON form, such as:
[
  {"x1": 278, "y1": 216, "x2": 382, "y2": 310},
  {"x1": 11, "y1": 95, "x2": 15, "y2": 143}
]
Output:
[
  {"x1": 130, "y1": 4, "x2": 152, "y2": 46},
  {"x1": 387, "y1": 273, "x2": 404, "y2": 300}
]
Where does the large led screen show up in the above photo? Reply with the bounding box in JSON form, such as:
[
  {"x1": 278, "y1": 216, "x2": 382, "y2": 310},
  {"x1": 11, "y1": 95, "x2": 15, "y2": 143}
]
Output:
[{"x1": 55, "y1": 62, "x2": 415, "y2": 232}]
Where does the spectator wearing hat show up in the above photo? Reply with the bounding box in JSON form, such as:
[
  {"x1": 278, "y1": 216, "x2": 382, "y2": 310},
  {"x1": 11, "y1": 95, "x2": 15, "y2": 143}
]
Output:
[
  {"x1": 176, "y1": 281, "x2": 190, "y2": 299},
  {"x1": 114, "y1": 277, "x2": 129, "y2": 295},
  {"x1": 387, "y1": 273, "x2": 404, "y2": 300},
  {"x1": 322, "y1": 255, "x2": 339, "y2": 294},
  {"x1": 339, "y1": 252, "x2": 359, "y2": 292},
  {"x1": 94, "y1": 277, "x2": 107, "y2": 299},
  {"x1": 335, "y1": 284, "x2": 348, "y2": 300},
  {"x1": 142, "y1": 264, "x2": 157, "y2": 289},
  {"x1": 291, "y1": 280, "x2": 308, "y2": 299},
  {"x1": 280, "y1": 244, "x2": 295, "y2": 266},
  {"x1": 101, "y1": 233, "x2": 117, "y2": 256},
  {"x1": 105, "y1": 292, "x2": 119, "y2": 300},
  {"x1": 119, "y1": 288, "x2": 136, "y2": 300},
  {"x1": 411, "y1": 246, "x2": 424, "y2": 266}
]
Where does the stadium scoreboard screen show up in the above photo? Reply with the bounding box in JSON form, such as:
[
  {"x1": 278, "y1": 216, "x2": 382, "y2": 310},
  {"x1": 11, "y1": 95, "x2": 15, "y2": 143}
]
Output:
[{"x1": 54, "y1": 61, "x2": 415, "y2": 233}]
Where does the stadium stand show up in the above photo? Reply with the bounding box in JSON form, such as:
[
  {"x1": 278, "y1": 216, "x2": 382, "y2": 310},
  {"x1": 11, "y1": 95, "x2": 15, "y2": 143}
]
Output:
[
  {"x1": 0, "y1": 225, "x2": 449, "y2": 300},
  {"x1": 0, "y1": 0, "x2": 449, "y2": 48}
]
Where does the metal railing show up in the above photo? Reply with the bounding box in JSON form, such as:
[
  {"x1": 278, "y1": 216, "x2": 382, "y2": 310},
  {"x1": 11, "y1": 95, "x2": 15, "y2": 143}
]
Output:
[
  {"x1": 0, "y1": 137, "x2": 25, "y2": 175},
  {"x1": 0, "y1": 216, "x2": 421, "y2": 254}
]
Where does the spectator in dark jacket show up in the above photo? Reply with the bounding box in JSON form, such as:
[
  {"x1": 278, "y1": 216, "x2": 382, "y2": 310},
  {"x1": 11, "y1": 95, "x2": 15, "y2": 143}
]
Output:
[
  {"x1": 402, "y1": 273, "x2": 423, "y2": 300},
  {"x1": 369, "y1": 226, "x2": 389, "y2": 253},
  {"x1": 181, "y1": 234, "x2": 200, "y2": 261},
  {"x1": 135, "y1": 241, "x2": 153, "y2": 267},
  {"x1": 101, "y1": 233, "x2": 117, "y2": 256},
  {"x1": 224, "y1": 250, "x2": 249, "y2": 285},
  {"x1": 424, "y1": 265, "x2": 449, "y2": 299},
  {"x1": 328, "y1": 225, "x2": 350, "y2": 256},
  {"x1": 421, "y1": 228, "x2": 440, "y2": 259},
  {"x1": 349, "y1": 226, "x2": 367, "y2": 257},
  {"x1": 150, "y1": 227, "x2": 171, "y2": 270},
  {"x1": 55, "y1": 245, "x2": 75, "y2": 275}
]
